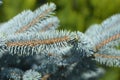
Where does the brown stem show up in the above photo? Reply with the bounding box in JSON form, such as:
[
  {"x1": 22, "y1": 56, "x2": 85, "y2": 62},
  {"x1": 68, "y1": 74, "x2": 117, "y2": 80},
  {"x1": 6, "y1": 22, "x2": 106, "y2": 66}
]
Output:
[
  {"x1": 41, "y1": 74, "x2": 51, "y2": 80},
  {"x1": 96, "y1": 34, "x2": 120, "y2": 51},
  {"x1": 94, "y1": 53, "x2": 120, "y2": 59},
  {"x1": 15, "y1": 8, "x2": 52, "y2": 33},
  {"x1": 6, "y1": 36, "x2": 69, "y2": 47}
]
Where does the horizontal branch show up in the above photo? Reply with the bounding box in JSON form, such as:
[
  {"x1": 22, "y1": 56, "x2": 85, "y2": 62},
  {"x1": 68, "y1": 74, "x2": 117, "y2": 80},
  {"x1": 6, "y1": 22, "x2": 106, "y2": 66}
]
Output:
[
  {"x1": 94, "y1": 53, "x2": 120, "y2": 59},
  {"x1": 6, "y1": 36, "x2": 69, "y2": 47}
]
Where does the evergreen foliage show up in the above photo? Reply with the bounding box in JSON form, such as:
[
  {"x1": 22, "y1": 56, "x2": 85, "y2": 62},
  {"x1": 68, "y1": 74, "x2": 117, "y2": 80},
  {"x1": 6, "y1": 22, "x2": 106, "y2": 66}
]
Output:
[{"x1": 0, "y1": 1, "x2": 120, "y2": 80}]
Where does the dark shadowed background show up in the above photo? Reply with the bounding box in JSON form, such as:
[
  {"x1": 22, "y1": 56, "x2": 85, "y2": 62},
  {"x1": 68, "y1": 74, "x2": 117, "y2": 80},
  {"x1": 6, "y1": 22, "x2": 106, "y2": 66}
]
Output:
[{"x1": 0, "y1": 0, "x2": 120, "y2": 80}]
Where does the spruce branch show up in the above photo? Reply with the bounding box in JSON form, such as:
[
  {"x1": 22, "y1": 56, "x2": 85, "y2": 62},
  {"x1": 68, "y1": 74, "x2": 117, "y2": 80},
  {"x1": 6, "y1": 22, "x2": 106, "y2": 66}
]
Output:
[
  {"x1": 95, "y1": 33, "x2": 120, "y2": 51},
  {"x1": 85, "y1": 14, "x2": 120, "y2": 38},
  {"x1": 85, "y1": 14, "x2": 120, "y2": 67},
  {"x1": 2, "y1": 30, "x2": 93, "y2": 66},
  {"x1": 94, "y1": 53, "x2": 120, "y2": 59},
  {"x1": 0, "y1": 3, "x2": 58, "y2": 36},
  {"x1": 16, "y1": 3, "x2": 56, "y2": 33},
  {"x1": 1, "y1": 2, "x2": 120, "y2": 80},
  {"x1": 26, "y1": 16, "x2": 59, "y2": 32},
  {"x1": 0, "y1": 10, "x2": 33, "y2": 35}
]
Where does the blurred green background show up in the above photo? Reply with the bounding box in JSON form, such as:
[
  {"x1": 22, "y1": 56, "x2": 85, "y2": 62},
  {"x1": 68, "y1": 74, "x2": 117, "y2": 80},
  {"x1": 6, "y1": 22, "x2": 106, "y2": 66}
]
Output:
[{"x1": 0, "y1": 0, "x2": 120, "y2": 80}]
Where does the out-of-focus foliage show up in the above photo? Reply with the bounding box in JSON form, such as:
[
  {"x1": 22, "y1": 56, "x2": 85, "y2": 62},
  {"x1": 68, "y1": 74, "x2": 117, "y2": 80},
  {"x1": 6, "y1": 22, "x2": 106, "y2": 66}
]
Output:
[{"x1": 0, "y1": 0, "x2": 120, "y2": 80}]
